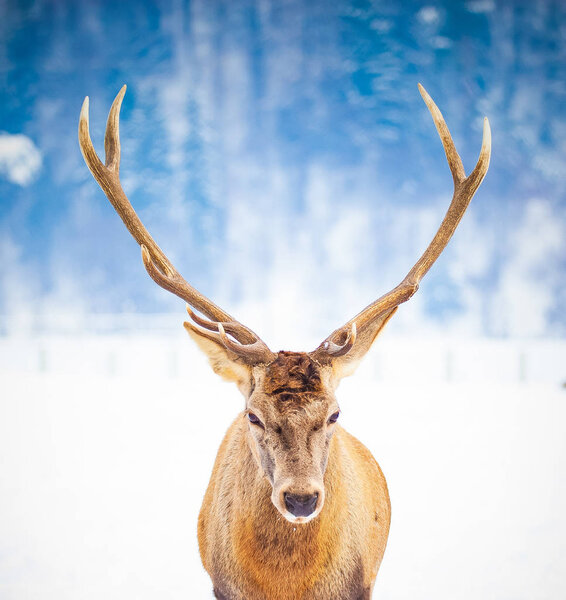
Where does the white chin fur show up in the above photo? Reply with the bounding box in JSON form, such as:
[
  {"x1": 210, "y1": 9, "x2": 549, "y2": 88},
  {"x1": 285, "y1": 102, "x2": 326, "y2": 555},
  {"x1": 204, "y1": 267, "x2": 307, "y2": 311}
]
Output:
[{"x1": 282, "y1": 510, "x2": 319, "y2": 524}]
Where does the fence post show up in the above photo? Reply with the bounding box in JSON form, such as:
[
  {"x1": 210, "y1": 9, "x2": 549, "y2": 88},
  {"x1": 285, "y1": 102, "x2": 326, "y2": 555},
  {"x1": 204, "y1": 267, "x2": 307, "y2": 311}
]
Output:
[
  {"x1": 445, "y1": 347, "x2": 453, "y2": 382},
  {"x1": 518, "y1": 350, "x2": 527, "y2": 383}
]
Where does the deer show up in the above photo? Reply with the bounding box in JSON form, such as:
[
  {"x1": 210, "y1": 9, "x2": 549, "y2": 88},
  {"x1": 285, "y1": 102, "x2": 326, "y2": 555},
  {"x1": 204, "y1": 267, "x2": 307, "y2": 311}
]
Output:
[{"x1": 78, "y1": 84, "x2": 490, "y2": 600}]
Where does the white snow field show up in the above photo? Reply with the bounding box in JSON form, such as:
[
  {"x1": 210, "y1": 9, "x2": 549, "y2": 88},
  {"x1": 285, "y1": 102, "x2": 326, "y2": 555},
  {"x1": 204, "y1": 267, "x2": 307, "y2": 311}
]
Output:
[{"x1": 0, "y1": 334, "x2": 565, "y2": 599}]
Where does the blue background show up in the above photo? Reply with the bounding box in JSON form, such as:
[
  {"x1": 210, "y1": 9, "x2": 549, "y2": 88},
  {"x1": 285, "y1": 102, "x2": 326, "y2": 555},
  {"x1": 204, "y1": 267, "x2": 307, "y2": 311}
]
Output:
[{"x1": 1, "y1": 0, "x2": 565, "y2": 342}]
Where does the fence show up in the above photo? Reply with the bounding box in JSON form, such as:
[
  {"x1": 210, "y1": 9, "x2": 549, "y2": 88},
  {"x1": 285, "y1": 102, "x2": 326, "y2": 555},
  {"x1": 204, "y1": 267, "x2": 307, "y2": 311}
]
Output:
[{"x1": 1, "y1": 332, "x2": 564, "y2": 386}]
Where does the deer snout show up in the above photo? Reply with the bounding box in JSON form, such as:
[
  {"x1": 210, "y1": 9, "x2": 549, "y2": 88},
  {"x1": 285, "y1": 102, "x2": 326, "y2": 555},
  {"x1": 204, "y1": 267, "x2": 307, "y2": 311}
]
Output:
[
  {"x1": 272, "y1": 480, "x2": 325, "y2": 523},
  {"x1": 284, "y1": 492, "x2": 319, "y2": 517}
]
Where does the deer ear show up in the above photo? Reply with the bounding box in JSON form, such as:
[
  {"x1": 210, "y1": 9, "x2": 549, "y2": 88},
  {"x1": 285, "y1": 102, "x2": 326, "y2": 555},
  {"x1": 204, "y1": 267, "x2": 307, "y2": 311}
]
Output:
[
  {"x1": 326, "y1": 308, "x2": 397, "y2": 384},
  {"x1": 184, "y1": 321, "x2": 252, "y2": 393}
]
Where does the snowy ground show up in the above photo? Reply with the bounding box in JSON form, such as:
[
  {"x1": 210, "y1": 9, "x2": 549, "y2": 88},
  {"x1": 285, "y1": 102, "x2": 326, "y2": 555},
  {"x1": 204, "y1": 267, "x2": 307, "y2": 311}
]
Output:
[{"x1": 1, "y1": 335, "x2": 565, "y2": 599}]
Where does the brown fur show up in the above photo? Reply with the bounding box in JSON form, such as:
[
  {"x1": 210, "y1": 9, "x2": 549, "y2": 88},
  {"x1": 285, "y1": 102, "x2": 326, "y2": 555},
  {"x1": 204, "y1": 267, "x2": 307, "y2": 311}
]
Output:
[
  {"x1": 196, "y1": 351, "x2": 391, "y2": 600},
  {"x1": 264, "y1": 352, "x2": 323, "y2": 395},
  {"x1": 199, "y1": 416, "x2": 390, "y2": 599}
]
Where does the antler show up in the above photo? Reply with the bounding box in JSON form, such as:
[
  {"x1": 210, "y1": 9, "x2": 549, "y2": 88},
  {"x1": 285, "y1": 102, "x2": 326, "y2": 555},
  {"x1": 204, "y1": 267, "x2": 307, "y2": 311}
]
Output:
[
  {"x1": 78, "y1": 85, "x2": 275, "y2": 365},
  {"x1": 312, "y1": 84, "x2": 491, "y2": 362}
]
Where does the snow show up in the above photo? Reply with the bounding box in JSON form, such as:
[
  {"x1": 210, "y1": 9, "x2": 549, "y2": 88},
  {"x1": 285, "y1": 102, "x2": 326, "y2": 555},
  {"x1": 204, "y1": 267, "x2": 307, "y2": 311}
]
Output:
[{"x1": 1, "y1": 335, "x2": 565, "y2": 598}]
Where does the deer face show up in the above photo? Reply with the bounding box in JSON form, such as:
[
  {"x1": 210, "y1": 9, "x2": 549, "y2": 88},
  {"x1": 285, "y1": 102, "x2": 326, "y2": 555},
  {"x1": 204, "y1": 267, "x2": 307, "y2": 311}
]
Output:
[{"x1": 246, "y1": 353, "x2": 339, "y2": 523}]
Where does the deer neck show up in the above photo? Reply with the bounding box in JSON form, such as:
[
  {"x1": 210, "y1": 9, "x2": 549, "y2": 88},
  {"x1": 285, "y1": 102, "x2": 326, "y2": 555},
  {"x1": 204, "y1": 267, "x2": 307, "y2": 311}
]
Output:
[{"x1": 231, "y1": 421, "x2": 347, "y2": 594}]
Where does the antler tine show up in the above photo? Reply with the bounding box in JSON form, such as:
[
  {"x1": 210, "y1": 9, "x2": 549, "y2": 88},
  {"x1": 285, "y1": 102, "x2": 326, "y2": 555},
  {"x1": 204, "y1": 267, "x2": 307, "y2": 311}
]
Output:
[
  {"x1": 185, "y1": 304, "x2": 219, "y2": 332},
  {"x1": 323, "y1": 323, "x2": 357, "y2": 357},
  {"x1": 183, "y1": 306, "x2": 275, "y2": 364},
  {"x1": 314, "y1": 84, "x2": 491, "y2": 359},
  {"x1": 218, "y1": 323, "x2": 276, "y2": 363},
  {"x1": 80, "y1": 87, "x2": 273, "y2": 361},
  {"x1": 418, "y1": 83, "x2": 466, "y2": 185},
  {"x1": 104, "y1": 84, "x2": 124, "y2": 173},
  {"x1": 185, "y1": 304, "x2": 262, "y2": 340}
]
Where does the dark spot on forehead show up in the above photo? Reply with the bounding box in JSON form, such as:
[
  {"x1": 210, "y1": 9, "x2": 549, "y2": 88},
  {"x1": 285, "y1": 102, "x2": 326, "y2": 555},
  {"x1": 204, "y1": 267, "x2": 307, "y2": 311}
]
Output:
[{"x1": 265, "y1": 352, "x2": 323, "y2": 396}]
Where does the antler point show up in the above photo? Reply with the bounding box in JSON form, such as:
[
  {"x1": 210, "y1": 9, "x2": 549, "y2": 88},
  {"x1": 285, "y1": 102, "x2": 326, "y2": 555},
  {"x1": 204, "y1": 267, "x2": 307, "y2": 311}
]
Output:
[
  {"x1": 79, "y1": 97, "x2": 89, "y2": 120},
  {"x1": 483, "y1": 117, "x2": 492, "y2": 143},
  {"x1": 418, "y1": 83, "x2": 431, "y2": 102},
  {"x1": 114, "y1": 86, "x2": 127, "y2": 107}
]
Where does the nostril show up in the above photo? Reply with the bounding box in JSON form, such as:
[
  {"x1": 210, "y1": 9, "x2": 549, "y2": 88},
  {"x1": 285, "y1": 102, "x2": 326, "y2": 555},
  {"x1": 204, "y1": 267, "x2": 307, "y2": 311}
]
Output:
[{"x1": 283, "y1": 492, "x2": 319, "y2": 517}]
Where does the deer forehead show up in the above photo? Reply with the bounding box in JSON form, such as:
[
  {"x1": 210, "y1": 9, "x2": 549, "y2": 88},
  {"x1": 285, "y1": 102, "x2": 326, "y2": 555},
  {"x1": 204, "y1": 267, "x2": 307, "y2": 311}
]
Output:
[{"x1": 249, "y1": 352, "x2": 337, "y2": 422}]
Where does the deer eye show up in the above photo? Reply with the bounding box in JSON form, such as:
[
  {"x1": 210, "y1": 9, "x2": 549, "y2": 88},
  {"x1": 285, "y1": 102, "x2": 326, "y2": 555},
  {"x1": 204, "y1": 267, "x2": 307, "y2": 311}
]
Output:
[
  {"x1": 328, "y1": 411, "x2": 340, "y2": 424},
  {"x1": 248, "y1": 413, "x2": 264, "y2": 429}
]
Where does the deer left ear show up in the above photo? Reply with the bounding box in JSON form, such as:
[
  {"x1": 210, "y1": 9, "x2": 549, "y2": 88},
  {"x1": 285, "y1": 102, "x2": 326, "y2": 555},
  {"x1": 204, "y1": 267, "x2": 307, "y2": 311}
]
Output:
[
  {"x1": 320, "y1": 308, "x2": 397, "y2": 385},
  {"x1": 184, "y1": 321, "x2": 253, "y2": 394}
]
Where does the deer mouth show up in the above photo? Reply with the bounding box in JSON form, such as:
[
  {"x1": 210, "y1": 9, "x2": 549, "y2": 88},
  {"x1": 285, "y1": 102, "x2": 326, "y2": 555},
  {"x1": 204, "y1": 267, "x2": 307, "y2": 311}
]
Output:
[{"x1": 282, "y1": 511, "x2": 320, "y2": 525}]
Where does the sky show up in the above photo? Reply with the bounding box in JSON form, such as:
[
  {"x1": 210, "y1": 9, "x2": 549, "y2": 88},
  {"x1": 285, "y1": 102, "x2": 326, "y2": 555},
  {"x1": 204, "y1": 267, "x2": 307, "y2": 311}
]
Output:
[{"x1": 1, "y1": 0, "x2": 565, "y2": 345}]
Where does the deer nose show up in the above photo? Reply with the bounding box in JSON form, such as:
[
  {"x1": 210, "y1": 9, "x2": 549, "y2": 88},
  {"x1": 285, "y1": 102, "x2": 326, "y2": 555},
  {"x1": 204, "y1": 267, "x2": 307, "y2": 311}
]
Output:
[{"x1": 284, "y1": 492, "x2": 319, "y2": 517}]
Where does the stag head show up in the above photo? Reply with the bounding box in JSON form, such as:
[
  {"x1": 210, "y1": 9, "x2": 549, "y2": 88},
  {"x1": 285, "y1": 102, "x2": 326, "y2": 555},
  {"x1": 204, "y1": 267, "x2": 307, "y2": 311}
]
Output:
[{"x1": 79, "y1": 84, "x2": 490, "y2": 523}]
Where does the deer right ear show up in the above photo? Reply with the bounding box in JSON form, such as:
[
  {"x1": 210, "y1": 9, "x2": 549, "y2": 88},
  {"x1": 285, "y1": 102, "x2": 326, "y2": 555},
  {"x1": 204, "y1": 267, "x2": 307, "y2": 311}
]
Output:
[
  {"x1": 183, "y1": 321, "x2": 253, "y2": 393},
  {"x1": 319, "y1": 308, "x2": 398, "y2": 385}
]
